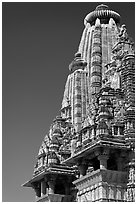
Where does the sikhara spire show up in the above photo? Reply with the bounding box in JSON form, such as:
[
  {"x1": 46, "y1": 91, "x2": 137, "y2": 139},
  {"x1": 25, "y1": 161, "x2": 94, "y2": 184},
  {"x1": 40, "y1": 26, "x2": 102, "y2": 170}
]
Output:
[
  {"x1": 23, "y1": 4, "x2": 135, "y2": 202},
  {"x1": 62, "y1": 4, "x2": 121, "y2": 132}
]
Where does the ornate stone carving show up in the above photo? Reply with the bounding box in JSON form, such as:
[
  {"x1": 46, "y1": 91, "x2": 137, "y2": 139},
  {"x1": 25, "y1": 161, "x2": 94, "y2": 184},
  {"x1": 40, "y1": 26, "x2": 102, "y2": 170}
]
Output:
[
  {"x1": 111, "y1": 72, "x2": 120, "y2": 89},
  {"x1": 23, "y1": 4, "x2": 135, "y2": 203},
  {"x1": 118, "y1": 24, "x2": 129, "y2": 42}
]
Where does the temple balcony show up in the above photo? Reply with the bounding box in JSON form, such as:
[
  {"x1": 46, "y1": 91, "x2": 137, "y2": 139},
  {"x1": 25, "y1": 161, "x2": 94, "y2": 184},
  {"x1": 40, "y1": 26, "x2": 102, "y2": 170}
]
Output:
[
  {"x1": 73, "y1": 169, "x2": 128, "y2": 202},
  {"x1": 74, "y1": 134, "x2": 127, "y2": 157},
  {"x1": 71, "y1": 123, "x2": 128, "y2": 157}
]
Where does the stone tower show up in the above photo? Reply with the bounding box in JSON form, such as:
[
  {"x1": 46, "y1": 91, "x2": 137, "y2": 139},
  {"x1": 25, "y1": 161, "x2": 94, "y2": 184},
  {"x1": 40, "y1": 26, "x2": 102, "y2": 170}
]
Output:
[{"x1": 23, "y1": 4, "x2": 135, "y2": 202}]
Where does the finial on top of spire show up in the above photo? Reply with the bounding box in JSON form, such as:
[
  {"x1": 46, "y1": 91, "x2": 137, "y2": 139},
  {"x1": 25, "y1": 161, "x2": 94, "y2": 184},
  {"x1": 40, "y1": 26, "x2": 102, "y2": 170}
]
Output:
[
  {"x1": 84, "y1": 4, "x2": 120, "y2": 26},
  {"x1": 96, "y1": 4, "x2": 109, "y2": 10}
]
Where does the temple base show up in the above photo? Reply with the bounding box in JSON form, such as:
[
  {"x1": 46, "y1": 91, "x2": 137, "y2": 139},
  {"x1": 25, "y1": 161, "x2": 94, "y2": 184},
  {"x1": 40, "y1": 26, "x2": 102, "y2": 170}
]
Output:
[
  {"x1": 73, "y1": 169, "x2": 127, "y2": 202},
  {"x1": 36, "y1": 194, "x2": 72, "y2": 202}
]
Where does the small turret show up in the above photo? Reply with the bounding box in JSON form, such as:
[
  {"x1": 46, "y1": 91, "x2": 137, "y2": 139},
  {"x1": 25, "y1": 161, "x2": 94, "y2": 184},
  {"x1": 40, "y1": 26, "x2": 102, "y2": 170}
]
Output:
[
  {"x1": 69, "y1": 52, "x2": 87, "y2": 73},
  {"x1": 96, "y1": 118, "x2": 109, "y2": 138}
]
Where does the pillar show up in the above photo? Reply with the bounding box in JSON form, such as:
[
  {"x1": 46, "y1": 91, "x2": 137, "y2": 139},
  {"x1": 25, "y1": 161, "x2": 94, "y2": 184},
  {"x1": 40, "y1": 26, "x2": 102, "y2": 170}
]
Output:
[
  {"x1": 48, "y1": 178, "x2": 56, "y2": 194},
  {"x1": 112, "y1": 126, "x2": 114, "y2": 136},
  {"x1": 62, "y1": 181, "x2": 70, "y2": 195},
  {"x1": 91, "y1": 128, "x2": 95, "y2": 139},
  {"x1": 117, "y1": 157, "x2": 123, "y2": 171},
  {"x1": 98, "y1": 155, "x2": 109, "y2": 170},
  {"x1": 41, "y1": 180, "x2": 46, "y2": 196},
  {"x1": 118, "y1": 127, "x2": 120, "y2": 135},
  {"x1": 34, "y1": 185, "x2": 41, "y2": 198},
  {"x1": 78, "y1": 162, "x2": 88, "y2": 177}
]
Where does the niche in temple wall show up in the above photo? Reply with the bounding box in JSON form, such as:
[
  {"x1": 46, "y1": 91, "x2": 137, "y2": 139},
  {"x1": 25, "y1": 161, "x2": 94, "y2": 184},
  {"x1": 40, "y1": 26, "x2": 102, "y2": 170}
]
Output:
[
  {"x1": 37, "y1": 157, "x2": 43, "y2": 167},
  {"x1": 111, "y1": 71, "x2": 121, "y2": 89}
]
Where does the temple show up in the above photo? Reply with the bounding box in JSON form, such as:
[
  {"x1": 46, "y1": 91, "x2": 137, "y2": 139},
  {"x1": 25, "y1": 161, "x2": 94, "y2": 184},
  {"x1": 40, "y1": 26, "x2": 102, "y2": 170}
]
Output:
[{"x1": 23, "y1": 4, "x2": 135, "y2": 202}]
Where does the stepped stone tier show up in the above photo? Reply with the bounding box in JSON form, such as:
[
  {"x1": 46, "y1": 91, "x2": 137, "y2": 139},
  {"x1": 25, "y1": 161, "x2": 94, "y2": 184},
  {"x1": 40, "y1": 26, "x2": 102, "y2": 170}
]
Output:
[{"x1": 23, "y1": 4, "x2": 135, "y2": 202}]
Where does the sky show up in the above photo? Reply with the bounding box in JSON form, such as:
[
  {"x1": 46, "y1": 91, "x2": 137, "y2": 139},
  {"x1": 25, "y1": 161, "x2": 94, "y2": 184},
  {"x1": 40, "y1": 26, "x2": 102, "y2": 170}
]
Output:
[{"x1": 2, "y1": 2, "x2": 135, "y2": 202}]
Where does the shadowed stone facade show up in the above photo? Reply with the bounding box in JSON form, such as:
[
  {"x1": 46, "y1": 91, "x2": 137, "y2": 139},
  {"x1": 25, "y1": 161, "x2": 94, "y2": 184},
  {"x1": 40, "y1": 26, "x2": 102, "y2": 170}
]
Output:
[{"x1": 23, "y1": 4, "x2": 135, "y2": 202}]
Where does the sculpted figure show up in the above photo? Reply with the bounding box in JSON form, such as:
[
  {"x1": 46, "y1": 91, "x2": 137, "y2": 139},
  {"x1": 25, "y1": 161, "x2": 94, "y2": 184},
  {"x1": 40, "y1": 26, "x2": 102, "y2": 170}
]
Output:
[
  {"x1": 119, "y1": 24, "x2": 128, "y2": 41},
  {"x1": 111, "y1": 72, "x2": 120, "y2": 89}
]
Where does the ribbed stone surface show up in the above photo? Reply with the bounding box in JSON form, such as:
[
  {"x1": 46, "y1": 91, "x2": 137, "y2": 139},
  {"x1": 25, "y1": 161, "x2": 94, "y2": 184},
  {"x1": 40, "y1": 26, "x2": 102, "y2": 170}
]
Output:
[
  {"x1": 23, "y1": 4, "x2": 135, "y2": 203},
  {"x1": 84, "y1": 4, "x2": 120, "y2": 25}
]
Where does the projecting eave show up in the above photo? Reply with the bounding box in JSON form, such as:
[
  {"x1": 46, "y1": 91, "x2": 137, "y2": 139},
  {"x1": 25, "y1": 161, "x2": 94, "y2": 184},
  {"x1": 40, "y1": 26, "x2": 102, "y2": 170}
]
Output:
[
  {"x1": 22, "y1": 170, "x2": 46, "y2": 187},
  {"x1": 62, "y1": 139, "x2": 130, "y2": 165},
  {"x1": 22, "y1": 164, "x2": 76, "y2": 187}
]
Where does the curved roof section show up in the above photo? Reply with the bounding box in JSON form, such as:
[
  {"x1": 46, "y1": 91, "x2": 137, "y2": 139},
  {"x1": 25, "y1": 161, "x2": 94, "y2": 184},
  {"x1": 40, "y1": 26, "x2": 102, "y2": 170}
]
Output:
[{"x1": 84, "y1": 4, "x2": 120, "y2": 25}]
